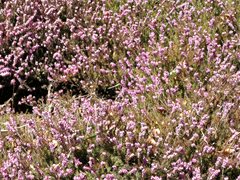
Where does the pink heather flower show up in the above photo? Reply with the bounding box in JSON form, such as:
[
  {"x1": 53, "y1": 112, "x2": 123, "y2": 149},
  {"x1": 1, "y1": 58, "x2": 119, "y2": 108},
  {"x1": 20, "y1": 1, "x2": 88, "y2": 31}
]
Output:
[
  {"x1": 43, "y1": 176, "x2": 52, "y2": 180},
  {"x1": 151, "y1": 176, "x2": 162, "y2": 180},
  {"x1": 208, "y1": 168, "x2": 221, "y2": 180},
  {"x1": 73, "y1": 174, "x2": 86, "y2": 180},
  {"x1": 104, "y1": 174, "x2": 116, "y2": 180},
  {"x1": 119, "y1": 169, "x2": 128, "y2": 175}
]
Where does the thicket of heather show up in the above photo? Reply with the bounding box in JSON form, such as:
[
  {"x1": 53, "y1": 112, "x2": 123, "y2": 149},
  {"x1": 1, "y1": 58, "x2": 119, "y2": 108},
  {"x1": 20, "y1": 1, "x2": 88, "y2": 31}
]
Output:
[{"x1": 0, "y1": 0, "x2": 240, "y2": 179}]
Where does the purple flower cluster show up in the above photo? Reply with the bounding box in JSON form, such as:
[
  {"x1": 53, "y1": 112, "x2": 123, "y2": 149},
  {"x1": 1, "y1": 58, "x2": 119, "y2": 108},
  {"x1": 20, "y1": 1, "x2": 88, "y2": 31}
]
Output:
[{"x1": 0, "y1": 0, "x2": 240, "y2": 179}]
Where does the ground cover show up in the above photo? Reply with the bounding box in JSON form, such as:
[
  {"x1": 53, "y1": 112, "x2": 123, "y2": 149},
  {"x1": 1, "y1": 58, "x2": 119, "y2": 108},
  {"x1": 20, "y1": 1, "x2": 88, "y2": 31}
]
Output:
[{"x1": 0, "y1": 0, "x2": 240, "y2": 179}]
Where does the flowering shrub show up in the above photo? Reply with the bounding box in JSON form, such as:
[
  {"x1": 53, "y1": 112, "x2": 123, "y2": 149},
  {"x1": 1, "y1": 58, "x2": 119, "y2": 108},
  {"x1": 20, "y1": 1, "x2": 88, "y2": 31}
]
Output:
[{"x1": 0, "y1": 0, "x2": 240, "y2": 179}]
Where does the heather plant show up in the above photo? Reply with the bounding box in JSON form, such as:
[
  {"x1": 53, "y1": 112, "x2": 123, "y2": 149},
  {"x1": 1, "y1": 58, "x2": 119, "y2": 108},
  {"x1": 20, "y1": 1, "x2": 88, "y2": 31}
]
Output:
[{"x1": 0, "y1": 0, "x2": 240, "y2": 179}]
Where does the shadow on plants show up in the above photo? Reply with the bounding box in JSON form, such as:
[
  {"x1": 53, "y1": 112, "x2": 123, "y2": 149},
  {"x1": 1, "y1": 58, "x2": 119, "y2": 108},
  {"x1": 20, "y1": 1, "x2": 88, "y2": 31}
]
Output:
[{"x1": 96, "y1": 85, "x2": 118, "y2": 100}]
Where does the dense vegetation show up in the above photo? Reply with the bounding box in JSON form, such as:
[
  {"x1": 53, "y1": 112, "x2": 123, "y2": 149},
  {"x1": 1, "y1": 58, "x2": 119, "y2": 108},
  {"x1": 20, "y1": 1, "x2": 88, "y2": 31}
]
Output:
[{"x1": 0, "y1": 0, "x2": 240, "y2": 179}]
